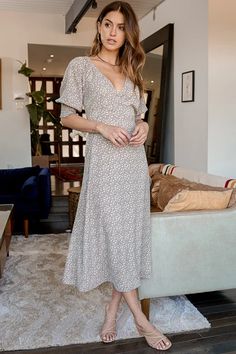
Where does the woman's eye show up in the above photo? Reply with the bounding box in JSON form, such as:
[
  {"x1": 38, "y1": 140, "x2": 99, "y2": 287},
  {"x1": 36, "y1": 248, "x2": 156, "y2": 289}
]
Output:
[
  {"x1": 119, "y1": 26, "x2": 125, "y2": 31},
  {"x1": 104, "y1": 22, "x2": 110, "y2": 28}
]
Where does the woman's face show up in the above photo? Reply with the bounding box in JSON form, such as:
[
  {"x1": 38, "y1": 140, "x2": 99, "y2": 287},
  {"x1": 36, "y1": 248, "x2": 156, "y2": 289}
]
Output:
[{"x1": 98, "y1": 11, "x2": 126, "y2": 52}]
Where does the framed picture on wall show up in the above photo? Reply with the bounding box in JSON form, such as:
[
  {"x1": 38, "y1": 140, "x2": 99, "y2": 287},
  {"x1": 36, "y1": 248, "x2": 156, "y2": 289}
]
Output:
[
  {"x1": 181, "y1": 70, "x2": 195, "y2": 102},
  {"x1": 0, "y1": 59, "x2": 2, "y2": 109}
]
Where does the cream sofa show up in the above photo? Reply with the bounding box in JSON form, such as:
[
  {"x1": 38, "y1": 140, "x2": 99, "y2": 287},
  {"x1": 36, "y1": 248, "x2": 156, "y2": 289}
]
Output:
[{"x1": 138, "y1": 164, "x2": 236, "y2": 317}]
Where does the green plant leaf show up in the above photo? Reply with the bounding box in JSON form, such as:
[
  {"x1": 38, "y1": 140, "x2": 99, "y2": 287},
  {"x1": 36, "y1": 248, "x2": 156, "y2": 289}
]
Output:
[
  {"x1": 18, "y1": 61, "x2": 61, "y2": 156},
  {"x1": 26, "y1": 103, "x2": 41, "y2": 126},
  {"x1": 43, "y1": 111, "x2": 60, "y2": 126},
  {"x1": 43, "y1": 110, "x2": 51, "y2": 122},
  {"x1": 47, "y1": 94, "x2": 59, "y2": 102},
  {"x1": 31, "y1": 91, "x2": 45, "y2": 105},
  {"x1": 18, "y1": 61, "x2": 34, "y2": 77}
]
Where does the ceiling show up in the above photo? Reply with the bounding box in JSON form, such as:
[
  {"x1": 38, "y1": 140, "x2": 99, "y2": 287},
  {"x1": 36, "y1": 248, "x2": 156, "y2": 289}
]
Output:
[
  {"x1": 28, "y1": 43, "x2": 163, "y2": 80},
  {"x1": 28, "y1": 43, "x2": 163, "y2": 91},
  {"x1": 0, "y1": 0, "x2": 75, "y2": 15},
  {"x1": 0, "y1": 0, "x2": 164, "y2": 19},
  {"x1": 28, "y1": 44, "x2": 90, "y2": 76},
  {"x1": 0, "y1": 0, "x2": 165, "y2": 79}
]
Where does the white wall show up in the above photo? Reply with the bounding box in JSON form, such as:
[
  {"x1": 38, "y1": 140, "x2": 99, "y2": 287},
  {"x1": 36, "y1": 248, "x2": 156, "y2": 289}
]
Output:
[
  {"x1": 0, "y1": 11, "x2": 96, "y2": 168},
  {"x1": 140, "y1": 0, "x2": 209, "y2": 172},
  {"x1": 141, "y1": 0, "x2": 236, "y2": 177},
  {"x1": 208, "y1": 0, "x2": 236, "y2": 177}
]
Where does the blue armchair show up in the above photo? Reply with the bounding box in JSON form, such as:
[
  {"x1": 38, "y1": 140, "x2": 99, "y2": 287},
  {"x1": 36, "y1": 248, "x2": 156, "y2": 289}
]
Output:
[{"x1": 0, "y1": 166, "x2": 51, "y2": 237}]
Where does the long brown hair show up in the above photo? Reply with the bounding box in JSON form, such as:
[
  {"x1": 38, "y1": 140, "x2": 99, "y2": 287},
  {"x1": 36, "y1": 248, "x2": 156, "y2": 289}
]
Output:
[{"x1": 90, "y1": 1, "x2": 146, "y2": 96}]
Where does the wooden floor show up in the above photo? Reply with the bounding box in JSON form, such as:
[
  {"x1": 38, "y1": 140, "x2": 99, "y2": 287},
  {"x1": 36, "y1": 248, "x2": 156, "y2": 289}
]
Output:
[{"x1": 8, "y1": 173, "x2": 236, "y2": 354}]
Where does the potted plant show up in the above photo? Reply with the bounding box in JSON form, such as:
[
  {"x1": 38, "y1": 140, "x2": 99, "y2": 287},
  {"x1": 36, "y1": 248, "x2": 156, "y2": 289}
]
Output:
[{"x1": 18, "y1": 61, "x2": 61, "y2": 155}]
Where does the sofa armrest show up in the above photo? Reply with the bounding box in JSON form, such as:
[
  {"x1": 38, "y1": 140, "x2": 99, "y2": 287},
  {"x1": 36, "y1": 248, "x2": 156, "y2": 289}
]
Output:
[
  {"x1": 38, "y1": 168, "x2": 51, "y2": 218},
  {"x1": 138, "y1": 206, "x2": 236, "y2": 299},
  {"x1": 21, "y1": 176, "x2": 39, "y2": 200}
]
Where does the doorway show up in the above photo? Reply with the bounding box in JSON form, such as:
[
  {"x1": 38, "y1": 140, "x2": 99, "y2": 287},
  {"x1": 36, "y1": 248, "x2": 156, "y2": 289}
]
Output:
[
  {"x1": 141, "y1": 24, "x2": 174, "y2": 163},
  {"x1": 28, "y1": 44, "x2": 90, "y2": 164}
]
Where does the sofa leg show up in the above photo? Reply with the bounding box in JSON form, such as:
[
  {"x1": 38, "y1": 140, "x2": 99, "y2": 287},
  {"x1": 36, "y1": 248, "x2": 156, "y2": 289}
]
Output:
[
  {"x1": 141, "y1": 298, "x2": 150, "y2": 320},
  {"x1": 23, "y1": 219, "x2": 29, "y2": 238}
]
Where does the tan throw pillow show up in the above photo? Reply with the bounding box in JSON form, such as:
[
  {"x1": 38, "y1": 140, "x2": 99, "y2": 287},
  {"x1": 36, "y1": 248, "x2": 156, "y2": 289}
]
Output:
[
  {"x1": 228, "y1": 188, "x2": 236, "y2": 207},
  {"x1": 151, "y1": 182, "x2": 159, "y2": 206},
  {"x1": 157, "y1": 178, "x2": 185, "y2": 210},
  {"x1": 148, "y1": 164, "x2": 164, "y2": 178},
  {"x1": 157, "y1": 176, "x2": 234, "y2": 210},
  {"x1": 164, "y1": 189, "x2": 233, "y2": 212},
  {"x1": 150, "y1": 174, "x2": 182, "y2": 206}
]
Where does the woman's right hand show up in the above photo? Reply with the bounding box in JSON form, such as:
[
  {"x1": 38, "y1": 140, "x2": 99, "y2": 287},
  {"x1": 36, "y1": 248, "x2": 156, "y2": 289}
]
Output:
[{"x1": 97, "y1": 122, "x2": 130, "y2": 147}]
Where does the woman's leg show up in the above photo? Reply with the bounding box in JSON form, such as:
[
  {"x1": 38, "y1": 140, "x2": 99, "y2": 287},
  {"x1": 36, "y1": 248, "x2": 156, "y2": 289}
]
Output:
[
  {"x1": 122, "y1": 289, "x2": 172, "y2": 351},
  {"x1": 109, "y1": 286, "x2": 123, "y2": 313},
  {"x1": 101, "y1": 285, "x2": 123, "y2": 342}
]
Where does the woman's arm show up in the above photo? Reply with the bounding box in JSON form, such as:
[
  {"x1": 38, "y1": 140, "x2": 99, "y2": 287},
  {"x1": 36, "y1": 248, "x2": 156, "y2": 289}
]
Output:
[
  {"x1": 61, "y1": 114, "x2": 130, "y2": 148},
  {"x1": 61, "y1": 113, "x2": 100, "y2": 133}
]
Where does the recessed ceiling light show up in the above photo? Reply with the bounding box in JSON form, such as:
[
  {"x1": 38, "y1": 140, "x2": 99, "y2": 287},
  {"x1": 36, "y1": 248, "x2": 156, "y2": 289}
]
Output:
[
  {"x1": 50, "y1": 54, "x2": 54, "y2": 58},
  {"x1": 43, "y1": 67, "x2": 46, "y2": 71},
  {"x1": 151, "y1": 80, "x2": 154, "y2": 84}
]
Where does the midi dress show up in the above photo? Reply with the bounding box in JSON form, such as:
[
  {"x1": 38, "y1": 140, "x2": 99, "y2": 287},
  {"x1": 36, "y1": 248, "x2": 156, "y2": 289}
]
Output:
[{"x1": 57, "y1": 56, "x2": 152, "y2": 292}]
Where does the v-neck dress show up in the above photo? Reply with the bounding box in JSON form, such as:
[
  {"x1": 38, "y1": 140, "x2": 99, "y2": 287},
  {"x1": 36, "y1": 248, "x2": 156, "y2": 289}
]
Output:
[{"x1": 57, "y1": 56, "x2": 151, "y2": 292}]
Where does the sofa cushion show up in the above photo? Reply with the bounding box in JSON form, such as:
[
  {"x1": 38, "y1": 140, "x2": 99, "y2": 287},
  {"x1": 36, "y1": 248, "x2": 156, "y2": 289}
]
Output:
[
  {"x1": 159, "y1": 177, "x2": 224, "y2": 210},
  {"x1": 150, "y1": 174, "x2": 181, "y2": 206},
  {"x1": 164, "y1": 189, "x2": 233, "y2": 212},
  {"x1": 148, "y1": 164, "x2": 164, "y2": 178},
  {"x1": 0, "y1": 193, "x2": 21, "y2": 204},
  {"x1": 228, "y1": 189, "x2": 236, "y2": 207},
  {"x1": 0, "y1": 166, "x2": 40, "y2": 193},
  {"x1": 153, "y1": 174, "x2": 235, "y2": 210}
]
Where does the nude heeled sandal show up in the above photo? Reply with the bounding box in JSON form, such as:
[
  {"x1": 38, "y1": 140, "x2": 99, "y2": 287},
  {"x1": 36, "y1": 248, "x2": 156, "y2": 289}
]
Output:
[
  {"x1": 100, "y1": 304, "x2": 117, "y2": 343},
  {"x1": 135, "y1": 322, "x2": 172, "y2": 351}
]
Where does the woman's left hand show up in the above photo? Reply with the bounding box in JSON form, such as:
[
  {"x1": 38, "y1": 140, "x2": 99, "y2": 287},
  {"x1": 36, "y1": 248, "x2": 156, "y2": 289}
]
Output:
[{"x1": 129, "y1": 120, "x2": 149, "y2": 146}]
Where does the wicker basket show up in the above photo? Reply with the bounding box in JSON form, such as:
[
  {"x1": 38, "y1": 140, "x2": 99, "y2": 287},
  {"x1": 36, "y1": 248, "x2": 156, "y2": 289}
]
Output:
[{"x1": 68, "y1": 186, "x2": 81, "y2": 229}]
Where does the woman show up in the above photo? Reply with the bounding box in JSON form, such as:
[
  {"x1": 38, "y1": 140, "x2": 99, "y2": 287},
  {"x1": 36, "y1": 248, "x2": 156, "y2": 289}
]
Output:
[{"x1": 57, "y1": 1, "x2": 172, "y2": 351}]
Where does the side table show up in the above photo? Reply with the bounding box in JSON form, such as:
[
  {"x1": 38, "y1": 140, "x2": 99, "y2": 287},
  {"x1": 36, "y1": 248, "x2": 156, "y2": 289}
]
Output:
[
  {"x1": 68, "y1": 186, "x2": 81, "y2": 229},
  {"x1": 0, "y1": 204, "x2": 13, "y2": 278}
]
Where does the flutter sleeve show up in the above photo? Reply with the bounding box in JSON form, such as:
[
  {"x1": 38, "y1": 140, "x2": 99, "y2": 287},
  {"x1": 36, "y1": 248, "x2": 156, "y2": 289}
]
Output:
[
  {"x1": 136, "y1": 95, "x2": 148, "y2": 119},
  {"x1": 56, "y1": 57, "x2": 84, "y2": 118}
]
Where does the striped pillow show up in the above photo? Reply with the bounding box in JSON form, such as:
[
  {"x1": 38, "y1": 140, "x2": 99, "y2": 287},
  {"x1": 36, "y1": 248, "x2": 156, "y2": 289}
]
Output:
[
  {"x1": 225, "y1": 179, "x2": 236, "y2": 188},
  {"x1": 160, "y1": 164, "x2": 177, "y2": 175}
]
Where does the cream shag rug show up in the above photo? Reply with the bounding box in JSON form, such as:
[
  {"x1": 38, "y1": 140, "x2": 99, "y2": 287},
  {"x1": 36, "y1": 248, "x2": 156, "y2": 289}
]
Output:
[{"x1": 0, "y1": 234, "x2": 210, "y2": 351}]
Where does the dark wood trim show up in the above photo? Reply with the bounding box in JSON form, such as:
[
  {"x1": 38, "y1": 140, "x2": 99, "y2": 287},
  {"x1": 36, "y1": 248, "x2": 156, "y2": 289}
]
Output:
[
  {"x1": 141, "y1": 23, "x2": 174, "y2": 162},
  {"x1": 143, "y1": 90, "x2": 152, "y2": 123}
]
